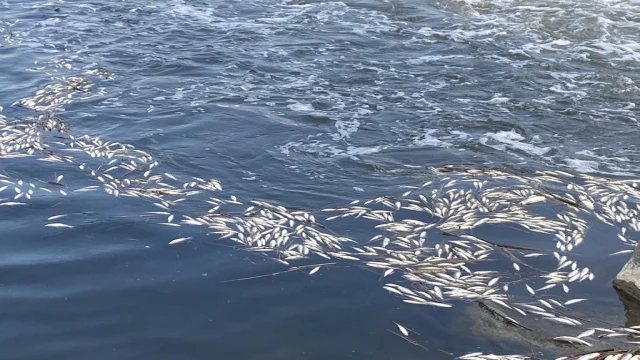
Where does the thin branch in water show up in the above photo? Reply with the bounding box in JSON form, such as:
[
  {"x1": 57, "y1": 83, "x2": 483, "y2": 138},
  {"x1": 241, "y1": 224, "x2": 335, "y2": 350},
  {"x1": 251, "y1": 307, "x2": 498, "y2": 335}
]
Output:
[
  {"x1": 220, "y1": 262, "x2": 337, "y2": 283},
  {"x1": 386, "y1": 329, "x2": 429, "y2": 351}
]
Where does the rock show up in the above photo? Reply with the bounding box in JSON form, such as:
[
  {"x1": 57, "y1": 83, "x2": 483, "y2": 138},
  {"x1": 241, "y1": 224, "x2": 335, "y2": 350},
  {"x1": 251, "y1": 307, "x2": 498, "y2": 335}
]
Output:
[
  {"x1": 613, "y1": 244, "x2": 640, "y2": 309},
  {"x1": 613, "y1": 285, "x2": 640, "y2": 328}
]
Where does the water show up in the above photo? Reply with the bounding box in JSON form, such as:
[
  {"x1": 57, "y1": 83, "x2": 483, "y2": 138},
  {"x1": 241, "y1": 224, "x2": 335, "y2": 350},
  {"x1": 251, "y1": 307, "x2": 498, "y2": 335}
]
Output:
[{"x1": 1, "y1": 0, "x2": 639, "y2": 359}]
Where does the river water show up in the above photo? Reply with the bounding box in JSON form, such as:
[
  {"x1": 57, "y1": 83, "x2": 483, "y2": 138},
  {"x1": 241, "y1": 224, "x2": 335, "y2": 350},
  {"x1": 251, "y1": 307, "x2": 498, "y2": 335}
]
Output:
[{"x1": 1, "y1": 0, "x2": 639, "y2": 359}]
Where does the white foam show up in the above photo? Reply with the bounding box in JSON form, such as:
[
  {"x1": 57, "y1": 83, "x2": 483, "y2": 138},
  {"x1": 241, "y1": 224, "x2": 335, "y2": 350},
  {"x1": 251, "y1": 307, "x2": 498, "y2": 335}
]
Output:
[
  {"x1": 287, "y1": 103, "x2": 314, "y2": 112},
  {"x1": 406, "y1": 54, "x2": 471, "y2": 65},
  {"x1": 170, "y1": 2, "x2": 222, "y2": 23},
  {"x1": 486, "y1": 93, "x2": 510, "y2": 104},
  {"x1": 564, "y1": 158, "x2": 600, "y2": 173},
  {"x1": 170, "y1": 91, "x2": 184, "y2": 101},
  {"x1": 480, "y1": 130, "x2": 551, "y2": 156},
  {"x1": 278, "y1": 139, "x2": 389, "y2": 160},
  {"x1": 575, "y1": 150, "x2": 631, "y2": 165},
  {"x1": 332, "y1": 107, "x2": 373, "y2": 140},
  {"x1": 450, "y1": 130, "x2": 471, "y2": 139},
  {"x1": 562, "y1": 149, "x2": 635, "y2": 176},
  {"x1": 414, "y1": 129, "x2": 452, "y2": 148},
  {"x1": 344, "y1": 145, "x2": 387, "y2": 156}
]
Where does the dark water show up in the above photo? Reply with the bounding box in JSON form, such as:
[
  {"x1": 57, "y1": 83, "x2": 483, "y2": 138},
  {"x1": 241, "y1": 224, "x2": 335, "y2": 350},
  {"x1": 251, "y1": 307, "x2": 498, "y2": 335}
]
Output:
[{"x1": 1, "y1": 0, "x2": 639, "y2": 359}]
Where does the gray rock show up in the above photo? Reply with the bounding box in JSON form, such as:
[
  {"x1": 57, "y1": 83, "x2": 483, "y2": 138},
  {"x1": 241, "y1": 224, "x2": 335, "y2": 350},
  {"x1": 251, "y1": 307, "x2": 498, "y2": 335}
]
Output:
[
  {"x1": 613, "y1": 244, "x2": 640, "y2": 306},
  {"x1": 613, "y1": 285, "x2": 640, "y2": 328}
]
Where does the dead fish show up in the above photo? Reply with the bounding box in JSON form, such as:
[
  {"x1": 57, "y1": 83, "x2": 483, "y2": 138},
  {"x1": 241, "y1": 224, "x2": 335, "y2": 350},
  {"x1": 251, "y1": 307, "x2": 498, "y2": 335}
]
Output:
[
  {"x1": 553, "y1": 336, "x2": 592, "y2": 346},
  {"x1": 45, "y1": 223, "x2": 73, "y2": 228},
  {"x1": 168, "y1": 237, "x2": 192, "y2": 245},
  {"x1": 394, "y1": 322, "x2": 409, "y2": 337}
]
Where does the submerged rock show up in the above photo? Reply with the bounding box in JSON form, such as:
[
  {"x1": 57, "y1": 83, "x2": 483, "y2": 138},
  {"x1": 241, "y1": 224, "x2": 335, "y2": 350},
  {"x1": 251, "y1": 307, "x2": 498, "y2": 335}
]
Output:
[{"x1": 613, "y1": 244, "x2": 640, "y2": 308}]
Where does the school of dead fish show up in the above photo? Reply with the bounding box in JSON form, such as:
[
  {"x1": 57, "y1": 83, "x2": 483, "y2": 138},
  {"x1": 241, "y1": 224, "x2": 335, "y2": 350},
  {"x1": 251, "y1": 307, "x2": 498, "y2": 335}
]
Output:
[{"x1": 2, "y1": 72, "x2": 640, "y2": 360}]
